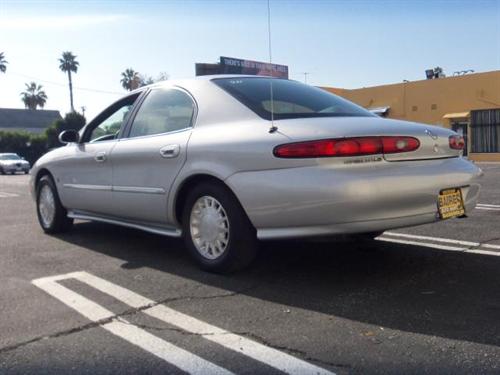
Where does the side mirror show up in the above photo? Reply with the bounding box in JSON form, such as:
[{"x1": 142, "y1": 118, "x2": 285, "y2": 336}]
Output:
[{"x1": 59, "y1": 130, "x2": 80, "y2": 144}]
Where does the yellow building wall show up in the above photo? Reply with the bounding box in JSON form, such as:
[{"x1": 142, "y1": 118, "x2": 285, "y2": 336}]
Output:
[{"x1": 321, "y1": 70, "x2": 500, "y2": 161}]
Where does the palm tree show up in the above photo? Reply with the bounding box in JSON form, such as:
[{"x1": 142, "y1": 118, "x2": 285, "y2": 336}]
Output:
[
  {"x1": 58, "y1": 51, "x2": 79, "y2": 112},
  {"x1": 120, "y1": 68, "x2": 140, "y2": 91},
  {"x1": 20, "y1": 82, "x2": 48, "y2": 110},
  {"x1": 0, "y1": 52, "x2": 7, "y2": 73}
]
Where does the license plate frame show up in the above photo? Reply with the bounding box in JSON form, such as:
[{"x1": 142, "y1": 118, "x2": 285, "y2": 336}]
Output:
[{"x1": 437, "y1": 188, "x2": 465, "y2": 220}]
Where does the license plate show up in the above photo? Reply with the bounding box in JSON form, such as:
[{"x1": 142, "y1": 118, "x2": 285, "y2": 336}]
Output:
[{"x1": 437, "y1": 188, "x2": 465, "y2": 219}]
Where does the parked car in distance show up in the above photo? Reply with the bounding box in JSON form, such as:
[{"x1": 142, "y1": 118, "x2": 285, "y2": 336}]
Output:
[
  {"x1": 0, "y1": 153, "x2": 30, "y2": 174},
  {"x1": 30, "y1": 76, "x2": 482, "y2": 273}
]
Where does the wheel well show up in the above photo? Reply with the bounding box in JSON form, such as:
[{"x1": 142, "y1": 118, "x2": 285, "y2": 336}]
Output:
[
  {"x1": 34, "y1": 168, "x2": 52, "y2": 189},
  {"x1": 175, "y1": 174, "x2": 234, "y2": 224}
]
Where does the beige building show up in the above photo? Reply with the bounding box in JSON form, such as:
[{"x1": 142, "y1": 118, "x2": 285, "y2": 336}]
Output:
[{"x1": 322, "y1": 70, "x2": 500, "y2": 161}]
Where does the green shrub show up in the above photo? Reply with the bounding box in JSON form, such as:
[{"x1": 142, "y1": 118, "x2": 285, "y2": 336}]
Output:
[
  {"x1": 0, "y1": 111, "x2": 86, "y2": 165},
  {"x1": 0, "y1": 131, "x2": 48, "y2": 165},
  {"x1": 45, "y1": 112, "x2": 86, "y2": 148}
]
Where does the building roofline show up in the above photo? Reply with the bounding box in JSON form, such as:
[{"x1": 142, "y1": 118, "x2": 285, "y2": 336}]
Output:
[{"x1": 325, "y1": 69, "x2": 500, "y2": 92}]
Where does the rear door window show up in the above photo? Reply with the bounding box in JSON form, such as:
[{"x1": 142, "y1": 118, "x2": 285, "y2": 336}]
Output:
[{"x1": 128, "y1": 88, "x2": 195, "y2": 138}]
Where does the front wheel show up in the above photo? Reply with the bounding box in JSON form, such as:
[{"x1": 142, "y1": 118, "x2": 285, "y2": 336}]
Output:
[
  {"x1": 36, "y1": 175, "x2": 73, "y2": 233},
  {"x1": 182, "y1": 183, "x2": 257, "y2": 273}
]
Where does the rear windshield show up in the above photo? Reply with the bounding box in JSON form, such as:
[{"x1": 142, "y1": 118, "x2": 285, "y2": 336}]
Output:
[{"x1": 212, "y1": 77, "x2": 374, "y2": 120}]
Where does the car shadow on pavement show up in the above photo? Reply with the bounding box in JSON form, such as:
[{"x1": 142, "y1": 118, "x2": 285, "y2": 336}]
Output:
[{"x1": 57, "y1": 221, "x2": 500, "y2": 348}]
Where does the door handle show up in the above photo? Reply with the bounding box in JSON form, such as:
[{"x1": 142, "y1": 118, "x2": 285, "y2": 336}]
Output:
[
  {"x1": 160, "y1": 144, "x2": 180, "y2": 158},
  {"x1": 94, "y1": 151, "x2": 107, "y2": 162}
]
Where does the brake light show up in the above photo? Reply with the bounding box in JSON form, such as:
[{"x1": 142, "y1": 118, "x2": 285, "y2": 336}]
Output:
[
  {"x1": 449, "y1": 135, "x2": 465, "y2": 150},
  {"x1": 273, "y1": 136, "x2": 420, "y2": 158}
]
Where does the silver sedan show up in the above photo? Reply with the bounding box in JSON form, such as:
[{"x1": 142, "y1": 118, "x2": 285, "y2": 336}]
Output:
[{"x1": 30, "y1": 76, "x2": 482, "y2": 272}]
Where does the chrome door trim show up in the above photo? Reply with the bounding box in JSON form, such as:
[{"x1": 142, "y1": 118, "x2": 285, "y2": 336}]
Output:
[
  {"x1": 63, "y1": 183, "x2": 112, "y2": 191},
  {"x1": 112, "y1": 186, "x2": 166, "y2": 194},
  {"x1": 63, "y1": 184, "x2": 165, "y2": 195},
  {"x1": 67, "y1": 210, "x2": 182, "y2": 237}
]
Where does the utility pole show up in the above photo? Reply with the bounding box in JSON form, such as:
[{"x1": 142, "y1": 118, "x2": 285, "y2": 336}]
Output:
[
  {"x1": 302, "y1": 72, "x2": 310, "y2": 84},
  {"x1": 81, "y1": 106, "x2": 86, "y2": 117}
]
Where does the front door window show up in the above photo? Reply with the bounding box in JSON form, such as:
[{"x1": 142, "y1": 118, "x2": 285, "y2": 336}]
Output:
[{"x1": 90, "y1": 105, "x2": 134, "y2": 142}]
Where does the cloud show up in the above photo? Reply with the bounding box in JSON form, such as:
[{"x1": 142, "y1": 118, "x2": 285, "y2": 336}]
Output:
[{"x1": 0, "y1": 14, "x2": 127, "y2": 30}]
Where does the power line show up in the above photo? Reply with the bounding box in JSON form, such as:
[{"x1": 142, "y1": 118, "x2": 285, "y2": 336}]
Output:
[{"x1": 9, "y1": 71, "x2": 123, "y2": 95}]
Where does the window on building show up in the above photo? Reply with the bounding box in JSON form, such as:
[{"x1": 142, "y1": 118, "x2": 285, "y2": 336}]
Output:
[{"x1": 471, "y1": 109, "x2": 500, "y2": 153}]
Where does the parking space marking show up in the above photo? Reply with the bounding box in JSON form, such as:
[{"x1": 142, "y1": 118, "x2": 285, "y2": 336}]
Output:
[
  {"x1": 32, "y1": 275, "x2": 233, "y2": 375},
  {"x1": 476, "y1": 203, "x2": 500, "y2": 211},
  {"x1": 33, "y1": 272, "x2": 334, "y2": 375},
  {"x1": 0, "y1": 192, "x2": 19, "y2": 198},
  {"x1": 378, "y1": 232, "x2": 500, "y2": 256}
]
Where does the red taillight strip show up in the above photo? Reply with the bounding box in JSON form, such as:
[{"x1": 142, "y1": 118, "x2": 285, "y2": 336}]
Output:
[{"x1": 273, "y1": 136, "x2": 420, "y2": 158}]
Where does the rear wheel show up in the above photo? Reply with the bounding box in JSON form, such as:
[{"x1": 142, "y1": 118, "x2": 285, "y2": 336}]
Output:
[
  {"x1": 182, "y1": 182, "x2": 257, "y2": 273},
  {"x1": 36, "y1": 175, "x2": 73, "y2": 233},
  {"x1": 0, "y1": 167, "x2": 4, "y2": 175}
]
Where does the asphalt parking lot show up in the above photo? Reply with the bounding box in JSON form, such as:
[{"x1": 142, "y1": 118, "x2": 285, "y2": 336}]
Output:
[{"x1": 0, "y1": 163, "x2": 499, "y2": 374}]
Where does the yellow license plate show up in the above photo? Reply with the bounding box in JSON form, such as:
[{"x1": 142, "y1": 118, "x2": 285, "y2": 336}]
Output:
[{"x1": 437, "y1": 188, "x2": 465, "y2": 219}]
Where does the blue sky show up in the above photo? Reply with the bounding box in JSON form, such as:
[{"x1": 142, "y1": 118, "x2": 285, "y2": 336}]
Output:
[{"x1": 0, "y1": 0, "x2": 499, "y2": 119}]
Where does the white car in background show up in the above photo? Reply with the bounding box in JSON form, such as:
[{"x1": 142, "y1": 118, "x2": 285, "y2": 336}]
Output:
[{"x1": 0, "y1": 153, "x2": 30, "y2": 174}]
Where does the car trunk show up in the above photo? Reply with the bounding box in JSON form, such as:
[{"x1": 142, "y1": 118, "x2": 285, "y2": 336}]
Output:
[{"x1": 273, "y1": 116, "x2": 461, "y2": 161}]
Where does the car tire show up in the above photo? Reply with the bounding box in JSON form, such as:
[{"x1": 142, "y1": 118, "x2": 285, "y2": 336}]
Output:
[
  {"x1": 182, "y1": 182, "x2": 258, "y2": 273},
  {"x1": 0, "y1": 167, "x2": 4, "y2": 175},
  {"x1": 36, "y1": 175, "x2": 73, "y2": 234}
]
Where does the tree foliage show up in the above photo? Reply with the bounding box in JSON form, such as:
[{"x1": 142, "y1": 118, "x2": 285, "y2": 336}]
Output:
[
  {"x1": 121, "y1": 69, "x2": 169, "y2": 91},
  {"x1": 58, "y1": 51, "x2": 79, "y2": 74},
  {"x1": 0, "y1": 131, "x2": 47, "y2": 165},
  {"x1": 121, "y1": 68, "x2": 140, "y2": 91},
  {"x1": 20, "y1": 82, "x2": 48, "y2": 110},
  {"x1": 0, "y1": 112, "x2": 87, "y2": 164},
  {"x1": 45, "y1": 112, "x2": 86, "y2": 148},
  {"x1": 0, "y1": 52, "x2": 7, "y2": 73},
  {"x1": 59, "y1": 51, "x2": 79, "y2": 112}
]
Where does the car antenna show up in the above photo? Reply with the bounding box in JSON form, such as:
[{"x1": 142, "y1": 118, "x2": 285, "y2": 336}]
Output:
[{"x1": 267, "y1": 0, "x2": 278, "y2": 134}]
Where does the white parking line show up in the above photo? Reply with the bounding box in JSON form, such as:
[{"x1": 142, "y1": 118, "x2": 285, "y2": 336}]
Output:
[
  {"x1": 476, "y1": 207, "x2": 500, "y2": 211},
  {"x1": 32, "y1": 276, "x2": 233, "y2": 375},
  {"x1": 33, "y1": 272, "x2": 334, "y2": 375},
  {"x1": 0, "y1": 192, "x2": 19, "y2": 198},
  {"x1": 476, "y1": 203, "x2": 500, "y2": 211},
  {"x1": 477, "y1": 203, "x2": 500, "y2": 208},
  {"x1": 378, "y1": 232, "x2": 500, "y2": 256}
]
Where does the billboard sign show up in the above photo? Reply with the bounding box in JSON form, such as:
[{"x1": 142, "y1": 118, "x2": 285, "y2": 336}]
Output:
[
  {"x1": 219, "y1": 56, "x2": 288, "y2": 78},
  {"x1": 195, "y1": 56, "x2": 288, "y2": 78}
]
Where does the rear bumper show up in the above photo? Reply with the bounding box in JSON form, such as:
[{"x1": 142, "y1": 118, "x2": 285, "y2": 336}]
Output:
[{"x1": 226, "y1": 157, "x2": 482, "y2": 240}]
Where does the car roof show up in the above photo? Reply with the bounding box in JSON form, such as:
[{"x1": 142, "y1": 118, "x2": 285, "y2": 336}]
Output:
[{"x1": 134, "y1": 75, "x2": 283, "y2": 92}]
